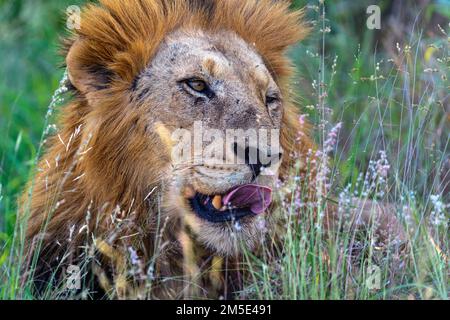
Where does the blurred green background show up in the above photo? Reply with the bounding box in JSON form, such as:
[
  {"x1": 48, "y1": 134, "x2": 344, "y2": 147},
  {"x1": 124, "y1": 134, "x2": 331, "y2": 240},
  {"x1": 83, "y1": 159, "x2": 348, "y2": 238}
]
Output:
[{"x1": 0, "y1": 0, "x2": 449, "y2": 251}]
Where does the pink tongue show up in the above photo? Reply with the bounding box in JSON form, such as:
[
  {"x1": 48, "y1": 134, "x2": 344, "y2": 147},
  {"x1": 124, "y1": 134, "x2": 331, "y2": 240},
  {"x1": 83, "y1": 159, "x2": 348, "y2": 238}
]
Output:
[{"x1": 222, "y1": 184, "x2": 272, "y2": 214}]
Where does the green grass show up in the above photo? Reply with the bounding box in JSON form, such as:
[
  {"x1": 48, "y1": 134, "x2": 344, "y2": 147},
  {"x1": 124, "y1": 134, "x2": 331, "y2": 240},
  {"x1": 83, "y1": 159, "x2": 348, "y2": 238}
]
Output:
[{"x1": 0, "y1": 0, "x2": 448, "y2": 299}]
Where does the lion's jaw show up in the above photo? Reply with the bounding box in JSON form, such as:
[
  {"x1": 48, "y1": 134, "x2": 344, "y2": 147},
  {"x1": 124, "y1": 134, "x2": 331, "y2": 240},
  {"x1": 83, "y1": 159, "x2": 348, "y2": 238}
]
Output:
[{"x1": 133, "y1": 29, "x2": 283, "y2": 256}]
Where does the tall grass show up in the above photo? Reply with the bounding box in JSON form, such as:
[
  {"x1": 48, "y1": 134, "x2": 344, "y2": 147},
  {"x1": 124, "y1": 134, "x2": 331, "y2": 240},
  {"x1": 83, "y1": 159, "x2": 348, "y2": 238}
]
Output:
[
  {"x1": 0, "y1": 0, "x2": 448, "y2": 299},
  {"x1": 237, "y1": 1, "x2": 448, "y2": 299}
]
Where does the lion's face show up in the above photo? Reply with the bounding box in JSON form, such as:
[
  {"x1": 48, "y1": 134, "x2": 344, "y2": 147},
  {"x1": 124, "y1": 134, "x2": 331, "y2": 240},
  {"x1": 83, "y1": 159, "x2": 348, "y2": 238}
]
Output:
[{"x1": 132, "y1": 30, "x2": 284, "y2": 255}]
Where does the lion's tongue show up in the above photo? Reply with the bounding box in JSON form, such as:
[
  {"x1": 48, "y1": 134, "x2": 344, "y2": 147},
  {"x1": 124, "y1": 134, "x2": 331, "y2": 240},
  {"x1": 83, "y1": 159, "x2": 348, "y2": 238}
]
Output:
[{"x1": 222, "y1": 184, "x2": 272, "y2": 214}]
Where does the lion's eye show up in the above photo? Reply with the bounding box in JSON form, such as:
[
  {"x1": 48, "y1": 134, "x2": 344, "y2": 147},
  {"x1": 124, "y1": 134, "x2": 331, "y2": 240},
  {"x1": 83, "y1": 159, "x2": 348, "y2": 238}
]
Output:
[
  {"x1": 181, "y1": 78, "x2": 215, "y2": 99},
  {"x1": 186, "y1": 79, "x2": 207, "y2": 93},
  {"x1": 266, "y1": 95, "x2": 279, "y2": 105}
]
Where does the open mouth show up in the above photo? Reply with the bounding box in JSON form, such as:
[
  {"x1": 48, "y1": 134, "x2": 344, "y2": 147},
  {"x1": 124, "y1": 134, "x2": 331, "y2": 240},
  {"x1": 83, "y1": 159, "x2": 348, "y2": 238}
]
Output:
[{"x1": 188, "y1": 184, "x2": 272, "y2": 223}]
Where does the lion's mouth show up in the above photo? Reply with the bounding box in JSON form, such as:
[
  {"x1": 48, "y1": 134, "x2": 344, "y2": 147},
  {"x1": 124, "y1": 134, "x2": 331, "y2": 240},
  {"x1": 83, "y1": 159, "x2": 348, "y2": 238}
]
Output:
[{"x1": 188, "y1": 184, "x2": 272, "y2": 223}]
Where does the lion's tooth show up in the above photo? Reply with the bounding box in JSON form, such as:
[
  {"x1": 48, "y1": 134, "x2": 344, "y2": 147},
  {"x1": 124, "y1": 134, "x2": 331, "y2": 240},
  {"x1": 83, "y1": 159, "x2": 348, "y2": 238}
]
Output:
[
  {"x1": 212, "y1": 195, "x2": 222, "y2": 210},
  {"x1": 183, "y1": 186, "x2": 195, "y2": 199}
]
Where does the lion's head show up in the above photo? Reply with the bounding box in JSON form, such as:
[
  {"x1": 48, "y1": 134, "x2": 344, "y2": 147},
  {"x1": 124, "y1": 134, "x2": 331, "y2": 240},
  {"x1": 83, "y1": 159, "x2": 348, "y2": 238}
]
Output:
[
  {"x1": 63, "y1": 0, "x2": 313, "y2": 255},
  {"x1": 25, "y1": 1, "x2": 314, "y2": 284}
]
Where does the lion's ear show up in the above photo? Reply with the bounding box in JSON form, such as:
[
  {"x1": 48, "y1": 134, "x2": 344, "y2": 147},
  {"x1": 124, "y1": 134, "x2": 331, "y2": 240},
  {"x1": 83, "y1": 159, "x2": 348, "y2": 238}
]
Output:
[{"x1": 66, "y1": 40, "x2": 113, "y2": 97}]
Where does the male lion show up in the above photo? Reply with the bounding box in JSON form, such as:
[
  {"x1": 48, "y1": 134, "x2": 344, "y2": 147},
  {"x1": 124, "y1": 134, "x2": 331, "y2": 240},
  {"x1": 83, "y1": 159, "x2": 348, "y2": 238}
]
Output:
[{"x1": 21, "y1": 0, "x2": 404, "y2": 299}]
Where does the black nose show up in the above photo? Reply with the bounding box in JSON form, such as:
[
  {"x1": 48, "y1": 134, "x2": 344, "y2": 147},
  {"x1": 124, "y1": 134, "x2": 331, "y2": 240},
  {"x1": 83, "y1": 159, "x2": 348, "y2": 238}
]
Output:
[{"x1": 232, "y1": 143, "x2": 282, "y2": 178}]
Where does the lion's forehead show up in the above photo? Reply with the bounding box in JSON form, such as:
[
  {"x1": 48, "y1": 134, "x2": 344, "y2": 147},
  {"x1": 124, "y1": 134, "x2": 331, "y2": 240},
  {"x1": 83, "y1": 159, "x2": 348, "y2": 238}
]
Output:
[{"x1": 150, "y1": 29, "x2": 272, "y2": 88}]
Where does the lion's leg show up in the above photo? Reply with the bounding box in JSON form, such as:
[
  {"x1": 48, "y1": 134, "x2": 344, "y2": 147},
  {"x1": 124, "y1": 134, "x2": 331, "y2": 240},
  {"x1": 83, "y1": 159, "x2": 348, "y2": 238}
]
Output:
[{"x1": 325, "y1": 198, "x2": 407, "y2": 248}]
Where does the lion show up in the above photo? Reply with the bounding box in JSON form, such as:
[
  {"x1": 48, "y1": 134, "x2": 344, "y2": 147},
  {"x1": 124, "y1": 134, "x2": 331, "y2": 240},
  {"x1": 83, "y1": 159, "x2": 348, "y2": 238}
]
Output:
[{"x1": 21, "y1": 0, "x2": 405, "y2": 299}]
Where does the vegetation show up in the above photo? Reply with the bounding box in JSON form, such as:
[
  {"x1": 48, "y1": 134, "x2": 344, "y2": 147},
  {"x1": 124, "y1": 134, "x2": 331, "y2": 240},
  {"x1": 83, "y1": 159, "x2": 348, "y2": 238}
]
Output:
[{"x1": 0, "y1": 0, "x2": 448, "y2": 299}]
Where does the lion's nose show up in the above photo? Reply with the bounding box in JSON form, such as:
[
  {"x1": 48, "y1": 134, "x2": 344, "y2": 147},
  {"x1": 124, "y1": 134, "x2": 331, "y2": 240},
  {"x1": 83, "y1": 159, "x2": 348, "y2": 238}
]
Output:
[{"x1": 232, "y1": 143, "x2": 282, "y2": 178}]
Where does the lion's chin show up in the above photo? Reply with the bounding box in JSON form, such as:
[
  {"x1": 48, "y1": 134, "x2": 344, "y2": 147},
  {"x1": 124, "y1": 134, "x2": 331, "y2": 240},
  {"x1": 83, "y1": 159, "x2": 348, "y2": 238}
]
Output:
[
  {"x1": 189, "y1": 211, "x2": 267, "y2": 256},
  {"x1": 178, "y1": 185, "x2": 270, "y2": 256}
]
